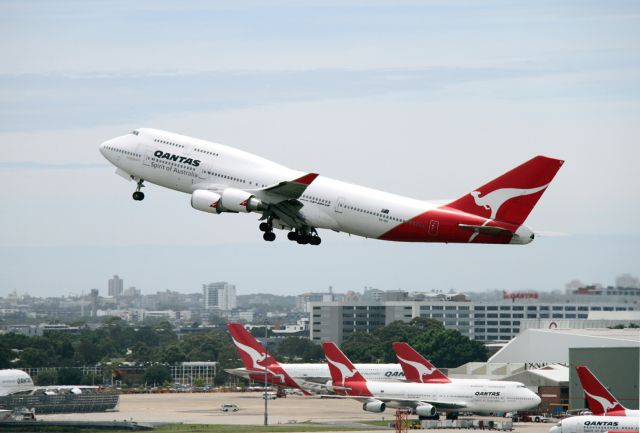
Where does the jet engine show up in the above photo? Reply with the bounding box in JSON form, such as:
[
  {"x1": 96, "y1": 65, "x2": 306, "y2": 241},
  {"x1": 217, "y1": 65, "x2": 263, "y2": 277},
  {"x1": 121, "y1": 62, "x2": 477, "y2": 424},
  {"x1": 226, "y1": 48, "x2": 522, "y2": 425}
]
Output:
[
  {"x1": 415, "y1": 404, "x2": 436, "y2": 417},
  {"x1": 191, "y1": 190, "x2": 222, "y2": 214},
  {"x1": 191, "y1": 188, "x2": 267, "y2": 214},
  {"x1": 219, "y1": 188, "x2": 266, "y2": 213},
  {"x1": 363, "y1": 400, "x2": 386, "y2": 413}
]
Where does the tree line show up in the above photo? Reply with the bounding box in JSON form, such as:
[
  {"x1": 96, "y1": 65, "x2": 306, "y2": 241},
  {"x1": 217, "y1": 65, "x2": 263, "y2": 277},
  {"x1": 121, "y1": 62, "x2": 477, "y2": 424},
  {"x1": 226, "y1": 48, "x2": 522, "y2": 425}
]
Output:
[{"x1": 0, "y1": 317, "x2": 486, "y2": 386}]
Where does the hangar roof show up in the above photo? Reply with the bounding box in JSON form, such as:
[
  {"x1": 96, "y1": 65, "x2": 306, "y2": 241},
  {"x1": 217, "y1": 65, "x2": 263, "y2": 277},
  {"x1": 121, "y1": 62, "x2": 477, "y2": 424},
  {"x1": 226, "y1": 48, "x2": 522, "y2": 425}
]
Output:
[{"x1": 489, "y1": 328, "x2": 640, "y2": 364}]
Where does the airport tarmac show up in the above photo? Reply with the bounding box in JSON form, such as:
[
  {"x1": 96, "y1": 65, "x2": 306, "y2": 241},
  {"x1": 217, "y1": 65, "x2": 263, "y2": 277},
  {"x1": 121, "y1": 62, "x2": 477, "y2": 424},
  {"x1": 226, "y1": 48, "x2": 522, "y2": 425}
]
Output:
[{"x1": 38, "y1": 392, "x2": 557, "y2": 433}]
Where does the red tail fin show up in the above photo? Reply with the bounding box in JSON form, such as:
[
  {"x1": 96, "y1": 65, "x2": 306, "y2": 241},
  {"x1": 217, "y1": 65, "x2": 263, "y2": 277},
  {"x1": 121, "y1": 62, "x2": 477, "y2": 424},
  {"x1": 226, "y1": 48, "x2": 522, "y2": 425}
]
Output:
[
  {"x1": 226, "y1": 323, "x2": 278, "y2": 370},
  {"x1": 227, "y1": 323, "x2": 310, "y2": 394},
  {"x1": 392, "y1": 342, "x2": 451, "y2": 383},
  {"x1": 322, "y1": 342, "x2": 371, "y2": 397},
  {"x1": 446, "y1": 155, "x2": 564, "y2": 225},
  {"x1": 576, "y1": 366, "x2": 626, "y2": 416}
]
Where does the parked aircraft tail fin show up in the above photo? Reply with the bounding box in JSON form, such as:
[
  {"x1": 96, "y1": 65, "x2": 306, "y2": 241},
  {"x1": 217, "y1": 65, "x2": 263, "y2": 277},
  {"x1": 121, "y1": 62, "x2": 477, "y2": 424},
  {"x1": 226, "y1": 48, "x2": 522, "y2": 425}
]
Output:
[
  {"x1": 576, "y1": 366, "x2": 627, "y2": 416},
  {"x1": 392, "y1": 342, "x2": 451, "y2": 383},
  {"x1": 322, "y1": 342, "x2": 372, "y2": 397}
]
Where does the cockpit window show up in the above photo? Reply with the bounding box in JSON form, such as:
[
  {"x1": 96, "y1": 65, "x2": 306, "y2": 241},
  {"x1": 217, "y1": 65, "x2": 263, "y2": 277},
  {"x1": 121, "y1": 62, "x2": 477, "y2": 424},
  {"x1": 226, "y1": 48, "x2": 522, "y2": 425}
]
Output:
[{"x1": 131, "y1": 130, "x2": 139, "y2": 136}]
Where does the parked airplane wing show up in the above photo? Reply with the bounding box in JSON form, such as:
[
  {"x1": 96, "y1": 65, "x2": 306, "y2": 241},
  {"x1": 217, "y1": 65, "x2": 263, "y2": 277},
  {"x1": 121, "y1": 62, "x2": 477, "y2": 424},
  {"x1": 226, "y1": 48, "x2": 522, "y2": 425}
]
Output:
[{"x1": 376, "y1": 398, "x2": 467, "y2": 410}]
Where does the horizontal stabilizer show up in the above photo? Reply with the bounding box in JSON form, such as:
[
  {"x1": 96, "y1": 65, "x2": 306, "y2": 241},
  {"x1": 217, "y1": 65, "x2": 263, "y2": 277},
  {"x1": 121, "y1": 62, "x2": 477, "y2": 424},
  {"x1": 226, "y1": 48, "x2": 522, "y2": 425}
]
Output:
[{"x1": 458, "y1": 224, "x2": 514, "y2": 237}]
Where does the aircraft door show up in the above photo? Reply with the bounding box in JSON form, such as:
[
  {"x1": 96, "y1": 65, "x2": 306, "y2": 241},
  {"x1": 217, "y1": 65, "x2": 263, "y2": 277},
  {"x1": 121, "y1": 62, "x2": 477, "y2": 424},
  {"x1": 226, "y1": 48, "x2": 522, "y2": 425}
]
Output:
[{"x1": 335, "y1": 197, "x2": 345, "y2": 214}]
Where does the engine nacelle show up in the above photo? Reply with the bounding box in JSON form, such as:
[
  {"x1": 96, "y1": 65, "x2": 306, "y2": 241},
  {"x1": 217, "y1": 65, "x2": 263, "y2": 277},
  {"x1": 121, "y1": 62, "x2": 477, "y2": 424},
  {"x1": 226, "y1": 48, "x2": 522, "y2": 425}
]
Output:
[
  {"x1": 363, "y1": 400, "x2": 386, "y2": 413},
  {"x1": 415, "y1": 403, "x2": 436, "y2": 417},
  {"x1": 219, "y1": 188, "x2": 266, "y2": 213},
  {"x1": 191, "y1": 190, "x2": 222, "y2": 214}
]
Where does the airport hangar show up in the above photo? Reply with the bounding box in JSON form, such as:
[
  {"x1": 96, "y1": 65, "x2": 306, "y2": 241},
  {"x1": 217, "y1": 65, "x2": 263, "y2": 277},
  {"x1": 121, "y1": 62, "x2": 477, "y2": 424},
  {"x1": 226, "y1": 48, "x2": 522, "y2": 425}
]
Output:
[{"x1": 446, "y1": 328, "x2": 640, "y2": 413}]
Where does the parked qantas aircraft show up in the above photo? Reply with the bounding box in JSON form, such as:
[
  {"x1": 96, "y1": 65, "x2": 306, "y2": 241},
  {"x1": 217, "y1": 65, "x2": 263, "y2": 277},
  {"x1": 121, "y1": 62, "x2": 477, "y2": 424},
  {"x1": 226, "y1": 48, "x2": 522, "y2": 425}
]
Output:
[
  {"x1": 322, "y1": 342, "x2": 541, "y2": 418},
  {"x1": 100, "y1": 128, "x2": 563, "y2": 245},
  {"x1": 549, "y1": 416, "x2": 639, "y2": 433},
  {"x1": 576, "y1": 366, "x2": 639, "y2": 417},
  {"x1": 226, "y1": 323, "x2": 403, "y2": 393}
]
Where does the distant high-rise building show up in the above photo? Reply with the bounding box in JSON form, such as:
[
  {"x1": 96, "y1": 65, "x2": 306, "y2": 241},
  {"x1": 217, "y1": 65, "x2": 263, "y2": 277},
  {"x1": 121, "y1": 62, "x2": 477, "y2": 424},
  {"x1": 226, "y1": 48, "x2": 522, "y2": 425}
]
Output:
[
  {"x1": 203, "y1": 282, "x2": 237, "y2": 310},
  {"x1": 108, "y1": 275, "x2": 124, "y2": 298},
  {"x1": 89, "y1": 289, "x2": 99, "y2": 317}
]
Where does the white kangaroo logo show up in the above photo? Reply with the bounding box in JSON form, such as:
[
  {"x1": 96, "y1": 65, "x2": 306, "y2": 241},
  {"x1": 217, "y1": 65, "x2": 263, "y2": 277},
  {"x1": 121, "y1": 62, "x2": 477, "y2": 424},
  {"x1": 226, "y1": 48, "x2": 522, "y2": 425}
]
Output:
[
  {"x1": 584, "y1": 389, "x2": 618, "y2": 414},
  {"x1": 396, "y1": 355, "x2": 436, "y2": 383},
  {"x1": 232, "y1": 337, "x2": 285, "y2": 383},
  {"x1": 326, "y1": 357, "x2": 357, "y2": 386},
  {"x1": 470, "y1": 184, "x2": 549, "y2": 220}
]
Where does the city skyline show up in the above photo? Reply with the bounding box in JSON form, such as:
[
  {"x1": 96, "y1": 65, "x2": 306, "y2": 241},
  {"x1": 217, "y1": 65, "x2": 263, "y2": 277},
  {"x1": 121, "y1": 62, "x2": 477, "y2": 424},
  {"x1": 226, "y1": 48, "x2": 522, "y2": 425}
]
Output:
[{"x1": 1, "y1": 270, "x2": 638, "y2": 299}]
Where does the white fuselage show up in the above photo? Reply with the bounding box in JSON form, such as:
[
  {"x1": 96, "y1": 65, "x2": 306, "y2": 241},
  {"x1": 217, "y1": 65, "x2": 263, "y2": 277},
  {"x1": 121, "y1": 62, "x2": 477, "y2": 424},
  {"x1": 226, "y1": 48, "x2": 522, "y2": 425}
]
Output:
[
  {"x1": 232, "y1": 363, "x2": 405, "y2": 383},
  {"x1": 549, "y1": 415, "x2": 640, "y2": 433},
  {"x1": 99, "y1": 128, "x2": 531, "y2": 243},
  {"x1": 0, "y1": 370, "x2": 34, "y2": 396},
  {"x1": 362, "y1": 379, "x2": 541, "y2": 413}
]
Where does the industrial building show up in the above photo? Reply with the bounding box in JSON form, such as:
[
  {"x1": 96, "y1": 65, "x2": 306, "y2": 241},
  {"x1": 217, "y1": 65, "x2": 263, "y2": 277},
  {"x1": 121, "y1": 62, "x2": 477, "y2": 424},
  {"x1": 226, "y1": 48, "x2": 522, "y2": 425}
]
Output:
[{"x1": 309, "y1": 299, "x2": 638, "y2": 343}]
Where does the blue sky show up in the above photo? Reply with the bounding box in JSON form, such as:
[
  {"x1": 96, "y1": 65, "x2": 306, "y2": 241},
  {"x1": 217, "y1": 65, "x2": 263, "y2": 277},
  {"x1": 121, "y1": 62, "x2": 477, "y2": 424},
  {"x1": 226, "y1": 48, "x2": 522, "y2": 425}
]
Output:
[{"x1": 1, "y1": 1, "x2": 639, "y2": 296}]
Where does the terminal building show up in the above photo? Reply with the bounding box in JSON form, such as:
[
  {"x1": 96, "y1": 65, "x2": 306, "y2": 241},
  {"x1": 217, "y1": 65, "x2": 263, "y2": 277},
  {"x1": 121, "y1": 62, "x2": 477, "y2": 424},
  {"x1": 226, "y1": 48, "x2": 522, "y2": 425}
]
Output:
[{"x1": 309, "y1": 299, "x2": 638, "y2": 343}]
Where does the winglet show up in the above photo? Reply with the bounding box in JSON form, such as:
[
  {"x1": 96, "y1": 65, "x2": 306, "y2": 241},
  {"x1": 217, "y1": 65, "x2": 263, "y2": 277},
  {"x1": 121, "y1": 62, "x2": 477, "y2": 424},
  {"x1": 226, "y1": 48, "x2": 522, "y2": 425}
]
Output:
[
  {"x1": 292, "y1": 173, "x2": 319, "y2": 186},
  {"x1": 392, "y1": 342, "x2": 451, "y2": 383},
  {"x1": 576, "y1": 366, "x2": 626, "y2": 416}
]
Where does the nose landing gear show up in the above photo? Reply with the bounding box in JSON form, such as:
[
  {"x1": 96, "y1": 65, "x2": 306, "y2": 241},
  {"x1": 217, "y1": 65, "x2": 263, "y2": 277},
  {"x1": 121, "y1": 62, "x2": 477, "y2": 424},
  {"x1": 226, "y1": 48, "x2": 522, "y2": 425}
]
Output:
[{"x1": 132, "y1": 178, "x2": 145, "y2": 201}]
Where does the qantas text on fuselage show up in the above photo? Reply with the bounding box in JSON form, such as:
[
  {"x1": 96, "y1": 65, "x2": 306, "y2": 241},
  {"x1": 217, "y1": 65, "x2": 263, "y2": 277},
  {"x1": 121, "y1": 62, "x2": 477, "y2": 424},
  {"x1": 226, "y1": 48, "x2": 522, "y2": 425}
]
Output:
[{"x1": 100, "y1": 128, "x2": 563, "y2": 245}]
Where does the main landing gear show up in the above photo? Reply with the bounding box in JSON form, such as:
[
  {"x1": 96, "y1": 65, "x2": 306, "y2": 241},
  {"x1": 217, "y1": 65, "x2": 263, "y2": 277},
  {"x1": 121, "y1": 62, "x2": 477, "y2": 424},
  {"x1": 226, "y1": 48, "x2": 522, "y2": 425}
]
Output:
[
  {"x1": 258, "y1": 221, "x2": 321, "y2": 245},
  {"x1": 132, "y1": 178, "x2": 145, "y2": 201},
  {"x1": 259, "y1": 221, "x2": 276, "y2": 242},
  {"x1": 287, "y1": 229, "x2": 321, "y2": 246}
]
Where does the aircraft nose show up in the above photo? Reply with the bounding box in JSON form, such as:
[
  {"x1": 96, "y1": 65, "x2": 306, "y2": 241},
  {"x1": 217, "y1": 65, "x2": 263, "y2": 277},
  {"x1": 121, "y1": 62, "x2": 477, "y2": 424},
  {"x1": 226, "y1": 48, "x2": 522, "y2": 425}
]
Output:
[
  {"x1": 533, "y1": 391, "x2": 542, "y2": 406},
  {"x1": 549, "y1": 425, "x2": 561, "y2": 433},
  {"x1": 99, "y1": 140, "x2": 108, "y2": 157}
]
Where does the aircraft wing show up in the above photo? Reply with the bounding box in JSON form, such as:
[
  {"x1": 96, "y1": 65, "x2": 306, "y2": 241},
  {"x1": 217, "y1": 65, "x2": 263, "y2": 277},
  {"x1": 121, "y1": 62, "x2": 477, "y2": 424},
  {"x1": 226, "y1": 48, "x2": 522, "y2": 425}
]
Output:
[
  {"x1": 259, "y1": 173, "x2": 319, "y2": 200},
  {"x1": 372, "y1": 397, "x2": 467, "y2": 410},
  {"x1": 318, "y1": 394, "x2": 467, "y2": 410},
  {"x1": 252, "y1": 173, "x2": 320, "y2": 229}
]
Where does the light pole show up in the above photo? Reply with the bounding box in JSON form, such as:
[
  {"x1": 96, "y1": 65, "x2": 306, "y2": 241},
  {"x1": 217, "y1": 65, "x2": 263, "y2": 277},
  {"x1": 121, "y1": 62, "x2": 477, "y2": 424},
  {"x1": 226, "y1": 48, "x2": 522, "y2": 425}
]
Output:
[{"x1": 263, "y1": 323, "x2": 268, "y2": 426}]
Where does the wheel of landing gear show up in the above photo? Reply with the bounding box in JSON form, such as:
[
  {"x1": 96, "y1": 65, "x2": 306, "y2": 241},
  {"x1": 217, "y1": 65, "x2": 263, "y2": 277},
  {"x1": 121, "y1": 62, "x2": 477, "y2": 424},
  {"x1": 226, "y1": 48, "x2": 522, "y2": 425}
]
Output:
[
  {"x1": 132, "y1": 191, "x2": 144, "y2": 201},
  {"x1": 263, "y1": 232, "x2": 276, "y2": 242},
  {"x1": 310, "y1": 237, "x2": 321, "y2": 246},
  {"x1": 297, "y1": 235, "x2": 309, "y2": 245},
  {"x1": 259, "y1": 222, "x2": 270, "y2": 232},
  {"x1": 287, "y1": 231, "x2": 298, "y2": 241}
]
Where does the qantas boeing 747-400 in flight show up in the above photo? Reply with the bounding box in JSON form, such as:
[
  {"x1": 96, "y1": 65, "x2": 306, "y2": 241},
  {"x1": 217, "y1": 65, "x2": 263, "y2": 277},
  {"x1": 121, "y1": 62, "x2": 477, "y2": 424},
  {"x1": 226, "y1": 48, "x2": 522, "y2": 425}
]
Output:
[{"x1": 100, "y1": 128, "x2": 563, "y2": 245}]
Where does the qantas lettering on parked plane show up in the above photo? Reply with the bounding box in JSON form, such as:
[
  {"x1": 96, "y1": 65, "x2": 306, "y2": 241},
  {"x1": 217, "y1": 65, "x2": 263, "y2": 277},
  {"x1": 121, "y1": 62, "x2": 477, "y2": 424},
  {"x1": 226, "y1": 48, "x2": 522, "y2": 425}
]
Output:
[
  {"x1": 100, "y1": 128, "x2": 564, "y2": 245},
  {"x1": 153, "y1": 150, "x2": 201, "y2": 167},
  {"x1": 384, "y1": 371, "x2": 405, "y2": 378},
  {"x1": 475, "y1": 391, "x2": 501, "y2": 396},
  {"x1": 583, "y1": 421, "x2": 619, "y2": 426}
]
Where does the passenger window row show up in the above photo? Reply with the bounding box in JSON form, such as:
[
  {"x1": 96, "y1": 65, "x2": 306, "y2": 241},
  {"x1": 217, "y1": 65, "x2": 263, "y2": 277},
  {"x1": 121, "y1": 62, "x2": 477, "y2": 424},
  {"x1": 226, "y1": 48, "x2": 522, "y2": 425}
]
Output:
[
  {"x1": 154, "y1": 138, "x2": 184, "y2": 148},
  {"x1": 195, "y1": 148, "x2": 219, "y2": 157},
  {"x1": 104, "y1": 146, "x2": 141, "y2": 158},
  {"x1": 344, "y1": 204, "x2": 404, "y2": 222}
]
